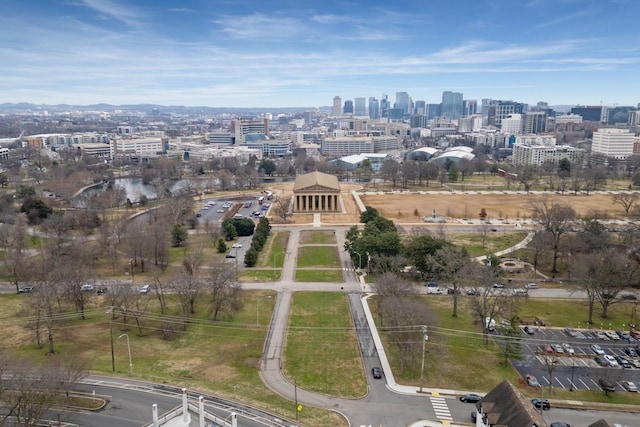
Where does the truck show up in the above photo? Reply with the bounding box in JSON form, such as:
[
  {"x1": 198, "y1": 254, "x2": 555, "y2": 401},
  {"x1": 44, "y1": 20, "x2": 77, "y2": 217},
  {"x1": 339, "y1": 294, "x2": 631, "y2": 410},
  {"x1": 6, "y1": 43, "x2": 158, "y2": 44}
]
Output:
[
  {"x1": 425, "y1": 281, "x2": 442, "y2": 294},
  {"x1": 485, "y1": 317, "x2": 496, "y2": 331}
]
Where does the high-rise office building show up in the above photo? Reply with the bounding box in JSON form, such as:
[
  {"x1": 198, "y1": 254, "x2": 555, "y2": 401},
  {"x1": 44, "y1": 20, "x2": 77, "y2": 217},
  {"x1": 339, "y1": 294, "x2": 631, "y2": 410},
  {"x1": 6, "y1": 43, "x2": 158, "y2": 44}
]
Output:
[
  {"x1": 369, "y1": 97, "x2": 379, "y2": 120},
  {"x1": 380, "y1": 94, "x2": 389, "y2": 118},
  {"x1": 441, "y1": 91, "x2": 464, "y2": 119},
  {"x1": 343, "y1": 100, "x2": 354, "y2": 114},
  {"x1": 354, "y1": 97, "x2": 366, "y2": 116},
  {"x1": 481, "y1": 99, "x2": 493, "y2": 116},
  {"x1": 570, "y1": 106, "x2": 603, "y2": 122},
  {"x1": 394, "y1": 92, "x2": 411, "y2": 115},
  {"x1": 524, "y1": 112, "x2": 548, "y2": 134},
  {"x1": 332, "y1": 96, "x2": 342, "y2": 116},
  {"x1": 427, "y1": 104, "x2": 441, "y2": 120},
  {"x1": 414, "y1": 100, "x2": 426, "y2": 115},
  {"x1": 464, "y1": 100, "x2": 478, "y2": 116},
  {"x1": 495, "y1": 101, "x2": 527, "y2": 128}
]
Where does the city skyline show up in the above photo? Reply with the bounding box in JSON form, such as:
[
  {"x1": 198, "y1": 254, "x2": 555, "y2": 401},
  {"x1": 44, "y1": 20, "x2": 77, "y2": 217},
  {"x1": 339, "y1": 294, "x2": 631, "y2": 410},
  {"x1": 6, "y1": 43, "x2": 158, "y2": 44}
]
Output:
[{"x1": 1, "y1": 0, "x2": 638, "y2": 108}]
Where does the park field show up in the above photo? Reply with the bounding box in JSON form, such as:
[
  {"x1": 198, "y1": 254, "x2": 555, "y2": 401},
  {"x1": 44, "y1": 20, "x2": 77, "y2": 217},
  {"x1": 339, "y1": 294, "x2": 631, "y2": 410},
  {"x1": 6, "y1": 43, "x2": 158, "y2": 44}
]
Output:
[{"x1": 360, "y1": 192, "x2": 627, "y2": 222}]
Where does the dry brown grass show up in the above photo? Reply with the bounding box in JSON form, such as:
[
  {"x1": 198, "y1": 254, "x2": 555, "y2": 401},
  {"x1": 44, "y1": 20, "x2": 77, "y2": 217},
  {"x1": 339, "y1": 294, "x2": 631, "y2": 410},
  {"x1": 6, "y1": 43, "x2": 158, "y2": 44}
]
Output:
[
  {"x1": 269, "y1": 180, "x2": 624, "y2": 226},
  {"x1": 360, "y1": 192, "x2": 624, "y2": 222}
]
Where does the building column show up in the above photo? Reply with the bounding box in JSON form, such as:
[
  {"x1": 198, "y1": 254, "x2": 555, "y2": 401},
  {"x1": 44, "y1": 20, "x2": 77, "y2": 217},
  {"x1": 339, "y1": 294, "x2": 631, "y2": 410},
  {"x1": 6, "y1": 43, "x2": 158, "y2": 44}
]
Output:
[
  {"x1": 334, "y1": 195, "x2": 338, "y2": 211},
  {"x1": 327, "y1": 195, "x2": 331, "y2": 211},
  {"x1": 322, "y1": 195, "x2": 326, "y2": 211},
  {"x1": 295, "y1": 195, "x2": 299, "y2": 212}
]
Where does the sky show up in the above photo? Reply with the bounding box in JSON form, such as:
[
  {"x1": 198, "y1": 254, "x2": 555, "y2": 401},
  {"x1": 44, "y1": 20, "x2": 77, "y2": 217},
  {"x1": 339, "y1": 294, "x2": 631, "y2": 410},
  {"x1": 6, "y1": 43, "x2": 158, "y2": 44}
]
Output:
[{"x1": 0, "y1": 0, "x2": 639, "y2": 108}]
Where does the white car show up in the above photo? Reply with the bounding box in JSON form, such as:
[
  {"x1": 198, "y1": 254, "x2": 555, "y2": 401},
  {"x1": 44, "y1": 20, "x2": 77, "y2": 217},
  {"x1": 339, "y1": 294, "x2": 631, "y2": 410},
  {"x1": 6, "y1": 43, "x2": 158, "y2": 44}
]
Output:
[
  {"x1": 526, "y1": 283, "x2": 539, "y2": 289},
  {"x1": 562, "y1": 343, "x2": 575, "y2": 355},
  {"x1": 591, "y1": 344, "x2": 605, "y2": 355},
  {"x1": 216, "y1": 209, "x2": 225, "y2": 213},
  {"x1": 81, "y1": 284, "x2": 94, "y2": 292},
  {"x1": 603, "y1": 354, "x2": 619, "y2": 367},
  {"x1": 232, "y1": 243, "x2": 242, "y2": 248},
  {"x1": 139, "y1": 284, "x2": 151, "y2": 294},
  {"x1": 605, "y1": 331, "x2": 620, "y2": 340},
  {"x1": 622, "y1": 381, "x2": 638, "y2": 392}
]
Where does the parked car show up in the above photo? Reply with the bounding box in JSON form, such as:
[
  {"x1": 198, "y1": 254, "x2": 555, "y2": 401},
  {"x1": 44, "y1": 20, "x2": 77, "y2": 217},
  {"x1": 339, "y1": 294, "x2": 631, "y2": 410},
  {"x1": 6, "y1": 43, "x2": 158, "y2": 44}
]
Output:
[
  {"x1": 139, "y1": 284, "x2": 151, "y2": 294},
  {"x1": 594, "y1": 356, "x2": 607, "y2": 366},
  {"x1": 624, "y1": 347, "x2": 639, "y2": 357},
  {"x1": 550, "y1": 422, "x2": 573, "y2": 427},
  {"x1": 616, "y1": 330, "x2": 631, "y2": 340},
  {"x1": 531, "y1": 398, "x2": 550, "y2": 410},
  {"x1": 225, "y1": 253, "x2": 236, "y2": 259},
  {"x1": 551, "y1": 344, "x2": 564, "y2": 353},
  {"x1": 599, "y1": 378, "x2": 616, "y2": 392},
  {"x1": 526, "y1": 282, "x2": 539, "y2": 289},
  {"x1": 523, "y1": 326, "x2": 535, "y2": 335},
  {"x1": 18, "y1": 286, "x2": 34, "y2": 293},
  {"x1": 525, "y1": 374, "x2": 540, "y2": 388},
  {"x1": 371, "y1": 367, "x2": 382, "y2": 379},
  {"x1": 595, "y1": 331, "x2": 609, "y2": 340},
  {"x1": 459, "y1": 393, "x2": 482, "y2": 403},
  {"x1": 562, "y1": 343, "x2": 575, "y2": 355},
  {"x1": 81, "y1": 284, "x2": 94, "y2": 292},
  {"x1": 96, "y1": 287, "x2": 108, "y2": 295},
  {"x1": 564, "y1": 327, "x2": 577, "y2": 337},
  {"x1": 605, "y1": 331, "x2": 620, "y2": 340},
  {"x1": 492, "y1": 283, "x2": 505, "y2": 288},
  {"x1": 603, "y1": 354, "x2": 619, "y2": 367},
  {"x1": 231, "y1": 243, "x2": 243, "y2": 248},
  {"x1": 622, "y1": 381, "x2": 638, "y2": 392},
  {"x1": 616, "y1": 356, "x2": 632, "y2": 369},
  {"x1": 466, "y1": 289, "x2": 478, "y2": 296},
  {"x1": 591, "y1": 344, "x2": 605, "y2": 355}
]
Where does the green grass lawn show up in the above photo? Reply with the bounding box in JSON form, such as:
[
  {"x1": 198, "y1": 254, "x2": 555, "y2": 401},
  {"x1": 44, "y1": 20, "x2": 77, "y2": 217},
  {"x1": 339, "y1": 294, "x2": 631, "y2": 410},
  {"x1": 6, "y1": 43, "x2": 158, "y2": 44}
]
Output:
[
  {"x1": 239, "y1": 269, "x2": 281, "y2": 282},
  {"x1": 373, "y1": 295, "x2": 519, "y2": 392},
  {"x1": 295, "y1": 270, "x2": 344, "y2": 283},
  {"x1": 284, "y1": 292, "x2": 366, "y2": 398},
  {"x1": 448, "y1": 231, "x2": 528, "y2": 257},
  {"x1": 297, "y1": 246, "x2": 340, "y2": 268},
  {"x1": 299, "y1": 230, "x2": 337, "y2": 245},
  {"x1": 259, "y1": 231, "x2": 289, "y2": 268},
  {"x1": 519, "y1": 298, "x2": 637, "y2": 330},
  {"x1": 0, "y1": 292, "x2": 345, "y2": 427}
]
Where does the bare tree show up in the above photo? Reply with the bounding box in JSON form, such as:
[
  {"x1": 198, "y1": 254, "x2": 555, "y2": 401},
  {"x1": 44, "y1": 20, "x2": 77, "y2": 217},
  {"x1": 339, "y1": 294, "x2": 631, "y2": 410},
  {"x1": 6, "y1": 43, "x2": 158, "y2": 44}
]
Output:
[
  {"x1": 462, "y1": 262, "x2": 520, "y2": 344},
  {"x1": 530, "y1": 197, "x2": 576, "y2": 274},
  {"x1": 273, "y1": 196, "x2": 292, "y2": 222},
  {"x1": 612, "y1": 193, "x2": 639, "y2": 217},
  {"x1": 206, "y1": 263, "x2": 242, "y2": 321},
  {"x1": 570, "y1": 249, "x2": 638, "y2": 322},
  {"x1": 3, "y1": 214, "x2": 31, "y2": 293},
  {"x1": 424, "y1": 246, "x2": 470, "y2": 317}
]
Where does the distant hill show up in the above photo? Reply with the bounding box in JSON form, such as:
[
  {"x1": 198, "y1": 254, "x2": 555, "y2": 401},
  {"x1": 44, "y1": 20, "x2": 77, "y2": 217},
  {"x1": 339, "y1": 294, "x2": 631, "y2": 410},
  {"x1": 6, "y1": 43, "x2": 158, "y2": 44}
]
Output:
[{"x1": 0, "y1": 103, "x2": 330, "y2": 115}]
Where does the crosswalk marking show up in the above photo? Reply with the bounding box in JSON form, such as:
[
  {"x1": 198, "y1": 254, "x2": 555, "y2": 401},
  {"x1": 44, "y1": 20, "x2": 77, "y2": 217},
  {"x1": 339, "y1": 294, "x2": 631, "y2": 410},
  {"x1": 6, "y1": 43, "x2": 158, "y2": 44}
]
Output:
[{"x1": 430, "y1": 396, "x2": 452, "y2": 420}]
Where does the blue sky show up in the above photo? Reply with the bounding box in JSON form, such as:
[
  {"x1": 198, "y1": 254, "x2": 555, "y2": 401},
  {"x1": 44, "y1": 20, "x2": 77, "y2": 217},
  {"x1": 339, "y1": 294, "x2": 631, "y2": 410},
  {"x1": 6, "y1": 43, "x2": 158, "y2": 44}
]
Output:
[{"x1": 1, "y1": 0, "x2": 638, "y2": 108}]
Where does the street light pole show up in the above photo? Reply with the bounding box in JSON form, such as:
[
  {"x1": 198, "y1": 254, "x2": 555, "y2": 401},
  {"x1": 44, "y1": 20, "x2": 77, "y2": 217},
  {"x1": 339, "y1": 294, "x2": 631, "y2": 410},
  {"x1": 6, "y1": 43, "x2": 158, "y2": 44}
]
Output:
[
  {"x1": 235, "y1": 247, "x2": 238, "y2": 281},
  {"x1": 119, "y1": 333, "x2": 133, "y2": 376},
  {"x1": 106, "y1": 308, "x2": 115, "y2": 372},
  {"x1": 569, "y1": 361, "x2": 576, "y2": 392}
]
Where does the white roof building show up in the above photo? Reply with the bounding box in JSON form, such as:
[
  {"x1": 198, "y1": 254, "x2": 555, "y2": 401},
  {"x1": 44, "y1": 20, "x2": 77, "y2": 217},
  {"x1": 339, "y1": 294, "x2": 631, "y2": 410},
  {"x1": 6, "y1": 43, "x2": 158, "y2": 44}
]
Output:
[{"x1": 592, "y1": 128, "x2": 635, "y2": 159}]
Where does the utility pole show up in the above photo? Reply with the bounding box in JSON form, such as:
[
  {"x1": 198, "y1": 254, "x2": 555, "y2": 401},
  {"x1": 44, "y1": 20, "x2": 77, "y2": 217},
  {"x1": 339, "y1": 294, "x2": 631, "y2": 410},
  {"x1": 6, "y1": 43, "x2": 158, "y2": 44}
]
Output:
[{"x1": 419, "y1": 325, "x2": 428, "y2": 393}]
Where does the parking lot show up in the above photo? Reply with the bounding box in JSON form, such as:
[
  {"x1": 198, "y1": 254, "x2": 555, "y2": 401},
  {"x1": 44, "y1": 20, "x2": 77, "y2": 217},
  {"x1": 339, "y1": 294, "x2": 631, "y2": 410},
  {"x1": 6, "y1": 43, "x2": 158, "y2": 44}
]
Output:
[
  {"x1": 503, "y1": 325, "x2": 640, "y2": 392},
  {"x1": 194, "y1": 194, "x2": 271, "y2": 224}
]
